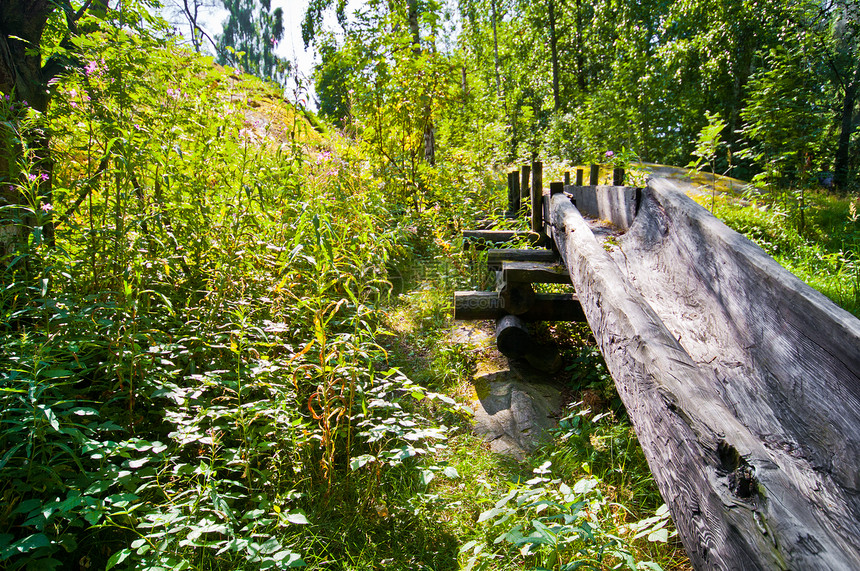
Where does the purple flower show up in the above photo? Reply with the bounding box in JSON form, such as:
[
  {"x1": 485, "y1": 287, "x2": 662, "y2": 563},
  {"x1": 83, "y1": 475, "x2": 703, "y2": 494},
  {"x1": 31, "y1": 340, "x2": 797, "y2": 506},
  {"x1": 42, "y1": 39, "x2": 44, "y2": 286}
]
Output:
[
  {"x1": 605, "y1": 151, "x2": 615, "y2": 158},
  {"x1": 85, "y1": 61, "x2": 98, "y2": 76},
  {"x1": 166, "y1": 88, "x2": 182, "y2": 99},
  {"x1": 26, "y1": 173, "x2": 38, "y2": 182},
  {"x1": 40, "y1": 173, "x2": 49, "y2": 182},
  {"x1": 41, "y1": 203, "x2": 53, "y2": 212}
]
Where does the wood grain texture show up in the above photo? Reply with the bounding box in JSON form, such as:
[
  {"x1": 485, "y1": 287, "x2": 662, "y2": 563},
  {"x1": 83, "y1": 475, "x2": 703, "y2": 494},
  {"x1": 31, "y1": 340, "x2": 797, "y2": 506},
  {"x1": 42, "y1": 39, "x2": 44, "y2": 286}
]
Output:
[
  {"x1": 502, "y1": 261, "x2": 570, "y2": 284},
  {"x1": 453, "y1": 291, "x2": 585, "y2": 322},
  {"x1": 486, "y1": 248, "x2": 559, "y2": 271},
  {"x1": 549, "y1": 184, "x2": 860, "y2": 570},
  {"x1": 565, "y1": 185, "x2": 640, "y2": 231},
  {"x1": 462, "y1": 230, "x2": 543, "y2": 249}
]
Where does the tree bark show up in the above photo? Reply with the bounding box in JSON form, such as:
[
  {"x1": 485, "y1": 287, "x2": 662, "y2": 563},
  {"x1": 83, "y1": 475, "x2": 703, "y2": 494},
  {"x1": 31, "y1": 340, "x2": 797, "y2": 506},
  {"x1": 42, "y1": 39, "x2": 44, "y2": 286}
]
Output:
[
  {"x1": 0, "y1": 0, "x2": 55, "y2": 256},
  {"x1": 490, "y1": 0, "x2": 501, "y2": 98},
  {"x1": 548, "y1": 0, "x2": 560, "y2": 110},
  {"x1": 833, "y1": 62, "x2": 860, "y2": 191}
]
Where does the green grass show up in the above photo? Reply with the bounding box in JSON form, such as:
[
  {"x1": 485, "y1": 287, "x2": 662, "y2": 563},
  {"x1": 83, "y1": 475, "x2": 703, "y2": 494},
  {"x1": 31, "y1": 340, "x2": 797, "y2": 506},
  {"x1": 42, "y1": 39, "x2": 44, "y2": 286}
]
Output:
[{"x1": 700, "y1": 191, "x2": 860, "y2": 317}]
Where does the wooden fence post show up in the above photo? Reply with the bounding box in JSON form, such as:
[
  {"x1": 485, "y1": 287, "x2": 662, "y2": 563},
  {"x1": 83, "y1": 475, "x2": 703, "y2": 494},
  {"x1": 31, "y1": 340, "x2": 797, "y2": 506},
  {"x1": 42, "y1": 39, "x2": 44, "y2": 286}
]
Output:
[
  {"x1": 550, "y1": 181, "x2": 564, "y2": 195},
  {"x1": 589, "y1": 164, "x2": 599, "y2": 185},
  {"x1": 613, "y1": 167, "x2": 625, "y2": 186},
  {"x1": 564, "y1": 172, "x2": 571, "y2": 186},
  {"x1": 520, "y1": 164, "x2": 531, "y2": 201},
  {"x1": 531, "y1": 161, "x2": 543, "y2": 234},
  {"x1": 576, "y1": 168, "x2": 584, "y2": 186},
  {"x1": 508, "y1": 171, "x2": 520, "y2": 214}
]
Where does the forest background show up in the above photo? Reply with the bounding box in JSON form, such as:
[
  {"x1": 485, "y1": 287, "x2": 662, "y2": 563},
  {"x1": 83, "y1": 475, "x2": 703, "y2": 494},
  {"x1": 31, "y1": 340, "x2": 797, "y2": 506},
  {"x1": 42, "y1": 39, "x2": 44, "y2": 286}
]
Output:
[{"x1": 1, "y1": 0, "x2": 859, "y2": 569}]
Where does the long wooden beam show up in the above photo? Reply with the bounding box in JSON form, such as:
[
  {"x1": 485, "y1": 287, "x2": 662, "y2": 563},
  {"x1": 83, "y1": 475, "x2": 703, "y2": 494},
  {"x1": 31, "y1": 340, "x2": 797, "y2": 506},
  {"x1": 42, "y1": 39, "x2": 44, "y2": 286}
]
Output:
[
  {"x1": 453, "y1": 291, "x2": 585, "y2": 322},
  {"x1": 462, "y1": 230, "x2": 543, "y2": 250},
  {"x1": 548, "y1": 185, "x2": 860, "y2": 569}
]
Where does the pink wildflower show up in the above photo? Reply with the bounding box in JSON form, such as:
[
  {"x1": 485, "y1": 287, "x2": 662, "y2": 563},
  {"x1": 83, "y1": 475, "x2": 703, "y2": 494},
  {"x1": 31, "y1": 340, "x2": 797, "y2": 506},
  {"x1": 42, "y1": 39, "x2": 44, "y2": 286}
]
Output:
[
  {"x1": 85, "y1": 61, "x2": 98, "y2": 76},
  {"x1": 605, "y1": 151, "x2": 615, "y2": 158},
  {"x1": 41, "y1": 203, "x2": 53, "y2": 212}
]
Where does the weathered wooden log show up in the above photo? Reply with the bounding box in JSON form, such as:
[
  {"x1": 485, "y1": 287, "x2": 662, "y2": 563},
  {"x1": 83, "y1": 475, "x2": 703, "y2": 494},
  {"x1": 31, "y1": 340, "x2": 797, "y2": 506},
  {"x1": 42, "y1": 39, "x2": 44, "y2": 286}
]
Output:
[
  {"x1": 452, "y1": 291, "x2": 586, "y2": 322},
  {"x1": 502, "y1": 260, "x2": 569, "y2": 284},
  {"x1": 564, "y1": 171, "x2": 571, "y2": 186},
  {"x1": 575, "y1": 168, "x2": 584, "y2": 186},
  {"x1": 463, "y1": 230, "x2": 543, "y2": 249},
  {"x1": 549, "y1": 182, "x2": 860, "y2": 570},
  {"x1": 498, "y1": 283, "x2": 536, "y2": 315},
  {"x1": 486, "y1": 248, "x2": 558, "y2": 271},
  {"x1": 589, "y1": 164, "x2": 599, "y2": 185},
  {"x1": 495, "y1": 314, "x2": 533, "y2": 357}
]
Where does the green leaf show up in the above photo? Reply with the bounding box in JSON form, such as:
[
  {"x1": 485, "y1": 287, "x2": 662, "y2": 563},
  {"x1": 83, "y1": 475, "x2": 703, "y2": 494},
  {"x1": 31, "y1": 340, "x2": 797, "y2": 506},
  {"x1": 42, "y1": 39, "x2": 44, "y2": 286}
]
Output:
[
  {"x1": 105, "y1": 548, "x2": 131, "y2": 570},
  {"x1": 284, "y1": 512, "x2": 309, "y2": 525},
  {"x1": 9, "y1": 532, "x2": 50, "y2": 553},
  {"x1": 477, "y1": 507, "x2": 504, "y2": 523},
  {"x1": 419, "y1": 469, "x2": 435, "y2": 486},
  {"x1": 648, "y1": 528, "x2": 670, "y2": 543},
  {"x1": 349, "y1": 454, "x2": 375, "y2": 471}
]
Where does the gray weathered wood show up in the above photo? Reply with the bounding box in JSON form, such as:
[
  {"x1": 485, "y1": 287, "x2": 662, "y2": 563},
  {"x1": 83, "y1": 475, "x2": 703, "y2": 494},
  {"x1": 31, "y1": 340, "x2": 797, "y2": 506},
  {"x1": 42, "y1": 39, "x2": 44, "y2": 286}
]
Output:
[
  {"x1": 463, "y1": 230, "x2": 543, "y2": 249},
  {"x1": 453, "y1": 291, "x2": 586, "y2": 322},
  {"x1": 564, "y1": 185, "x2": 639, "y2": 231},
  {"x1": 549, "y1": 182, "x2": 860, "y2": 570},
  {"x1": 495, "y1": 269, "x2": 535, "y2": 315},
  {"x1": 507, "y1": 171, "x2": 520, "y2": 215},
  {"x1": 487, "y1": 248, "x2": 558, "y2": 271},
  {"x1": 520, "y1": 164, "x2": 531, "y2": 201},
  {"x1": 531, "y1": 161, "x2": 543, "y2": 234},
  {"x1": 502, "y1": 260, "x2": 569, "y2": 284},
  {"x1": 612, "y1": 167, "x2": 625, "y2": 186},
  {"x1": 495, "y1": 314, "x2": 533, "y2": 358}
]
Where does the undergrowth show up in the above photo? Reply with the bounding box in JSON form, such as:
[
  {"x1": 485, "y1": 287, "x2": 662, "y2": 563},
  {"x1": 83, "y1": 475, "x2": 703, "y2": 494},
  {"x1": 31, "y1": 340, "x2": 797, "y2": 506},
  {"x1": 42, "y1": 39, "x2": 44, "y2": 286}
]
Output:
[{"x1": 701, "y1": 191, "x2": 860, "y2": 316}]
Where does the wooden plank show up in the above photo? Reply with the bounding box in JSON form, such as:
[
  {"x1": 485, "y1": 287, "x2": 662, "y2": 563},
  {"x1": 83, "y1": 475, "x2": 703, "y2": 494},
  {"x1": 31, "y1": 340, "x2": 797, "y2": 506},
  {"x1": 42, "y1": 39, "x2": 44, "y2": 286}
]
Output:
[
  {"x1": 589, "y1": 164, "x2": 599, "y2": 185},
  {"x1": 452, "y1": 291, "x2": 585, "y2": 322},
  {"x1": 502, "y1": 260, "x2": 569, "y2": 284},
  {"x1": 487, "y1": 248, "x2": 558, "y2": 270},
  {"x1": 463, "y1": 230, "x2": 542, "y2": 249},
  {"x1": 549, "y1": 185, "x2": 860, "y2": 570}
]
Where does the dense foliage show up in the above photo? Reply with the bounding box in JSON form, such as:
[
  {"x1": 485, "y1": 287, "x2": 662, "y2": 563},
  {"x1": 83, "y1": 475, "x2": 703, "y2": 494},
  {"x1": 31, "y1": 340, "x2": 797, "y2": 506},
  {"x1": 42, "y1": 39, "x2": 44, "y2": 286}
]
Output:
[
  {"x1": 1, "y1": 0, "x2": 859, "y2": 569},
  {"x1": 307, "y1": 0, "x2": 860, "y2": 194}
]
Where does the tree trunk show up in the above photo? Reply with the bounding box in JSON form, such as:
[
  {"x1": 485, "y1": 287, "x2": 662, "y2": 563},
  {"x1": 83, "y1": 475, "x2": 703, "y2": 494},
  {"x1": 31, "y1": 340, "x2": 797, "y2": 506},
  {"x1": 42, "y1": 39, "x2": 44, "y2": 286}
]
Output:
[
  {"x1": 574, "y1": 0, "x2": 585, "y2": 92},
  {"x1": 834, "y1": 62, "x2": 860, "y2": 191},
  {"x1": 548, "y1": 0, "x2": 560, "y2": 110},
  {"x1": 0, "y1": 0, "x2": 55, "y2": 257},
  {"x1": 490, "y1": 0, "x2": 501, "y2": 98},
  {"x1": 407, "y1": 0, "x2": 436, "y2": 166}
]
